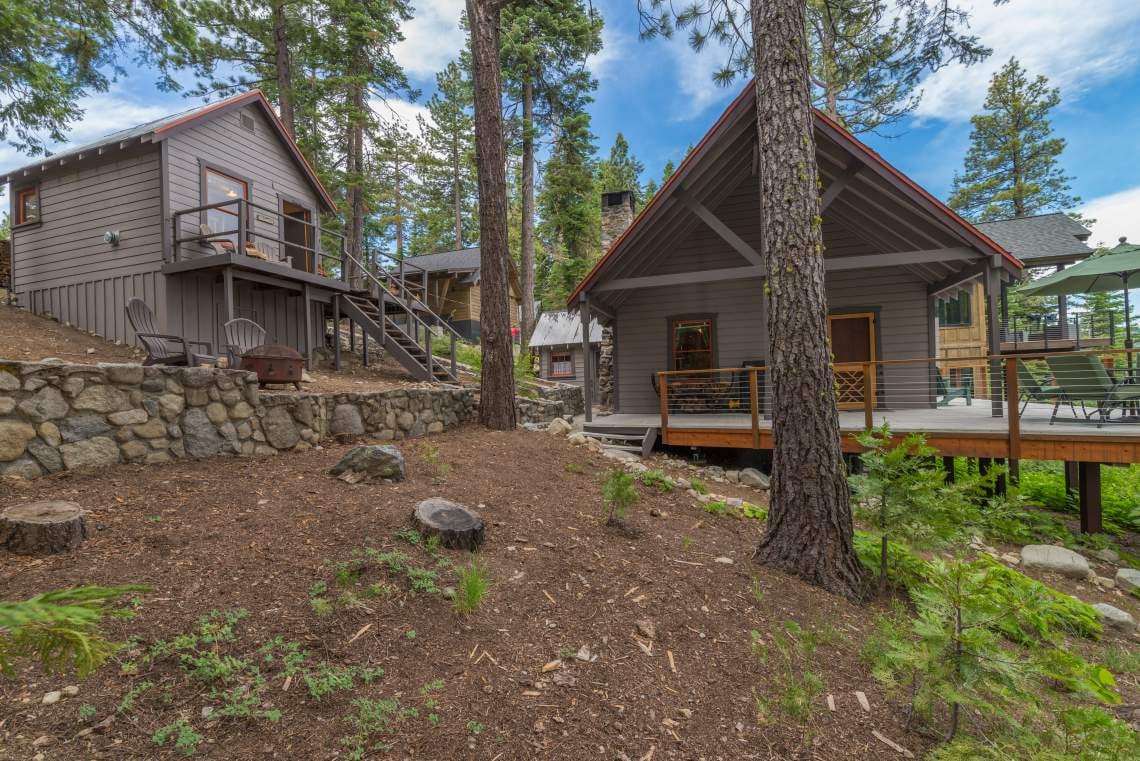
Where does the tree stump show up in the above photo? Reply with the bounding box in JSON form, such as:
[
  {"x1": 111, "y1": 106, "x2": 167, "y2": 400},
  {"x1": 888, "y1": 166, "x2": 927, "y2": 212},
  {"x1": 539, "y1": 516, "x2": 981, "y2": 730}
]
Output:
[
  {"x1": 1, "y1": 501, "x2": 89, "y2": 555},
  {"x1": 412, "y1": 498, "x2": 485, "y2": 551}
]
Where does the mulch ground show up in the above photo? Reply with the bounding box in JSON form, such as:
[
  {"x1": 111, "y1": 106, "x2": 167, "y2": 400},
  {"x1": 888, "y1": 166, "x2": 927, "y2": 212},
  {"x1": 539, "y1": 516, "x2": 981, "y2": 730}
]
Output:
[{"x1": 0, "y1": 428, "x2": 932, "y2": 760}]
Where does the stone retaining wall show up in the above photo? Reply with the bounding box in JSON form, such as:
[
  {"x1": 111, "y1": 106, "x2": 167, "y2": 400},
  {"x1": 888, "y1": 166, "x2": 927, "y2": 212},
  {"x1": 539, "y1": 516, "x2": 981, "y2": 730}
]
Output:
[
  {"x1": 0, "y1": 360, "x2": 475, "y2": 479},
  {"x1": 536, "y1": 382, "x2": 584, "y2": 416}
]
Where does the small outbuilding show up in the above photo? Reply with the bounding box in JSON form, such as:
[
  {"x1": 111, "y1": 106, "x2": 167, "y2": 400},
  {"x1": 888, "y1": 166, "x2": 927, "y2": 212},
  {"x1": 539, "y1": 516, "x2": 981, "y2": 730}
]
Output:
[{"x1": 529, "y1": 309, "x2": 601, "y2": 386}]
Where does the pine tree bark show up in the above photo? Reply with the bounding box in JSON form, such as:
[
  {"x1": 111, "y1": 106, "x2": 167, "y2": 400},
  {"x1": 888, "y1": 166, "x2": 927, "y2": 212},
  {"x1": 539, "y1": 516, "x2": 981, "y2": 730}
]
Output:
[
  {"x1": 272, "y1": 2, "x2": 295, "y2": 136},
  {"x1": 344, "y1": 43, "x2": 365, "y2": 284},
  {"x1": 520, "y1": 74, "x2": 536, "y2": 345},
  {"x1": 751, "y1": 0, "x2": 866, "y2": 600},
  {"x1": 452, "y1": 134, "x2": 463, "y2": 247},
  {"x1": 468, "y1": 0, "x2": 517, "y2": 430}
]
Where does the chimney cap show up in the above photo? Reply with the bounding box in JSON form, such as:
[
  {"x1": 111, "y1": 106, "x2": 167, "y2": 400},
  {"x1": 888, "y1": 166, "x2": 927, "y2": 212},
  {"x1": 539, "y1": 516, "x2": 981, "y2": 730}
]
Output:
[{"x1": 601, "y1": 189, "x2": 635, "y2": 208}]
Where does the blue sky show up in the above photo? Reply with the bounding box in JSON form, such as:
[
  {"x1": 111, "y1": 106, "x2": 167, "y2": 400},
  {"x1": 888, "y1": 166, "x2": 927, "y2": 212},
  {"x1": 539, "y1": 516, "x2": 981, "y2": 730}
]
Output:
[{"x1": 3, "y1": 0, "x2": 1138, "y2": 244}]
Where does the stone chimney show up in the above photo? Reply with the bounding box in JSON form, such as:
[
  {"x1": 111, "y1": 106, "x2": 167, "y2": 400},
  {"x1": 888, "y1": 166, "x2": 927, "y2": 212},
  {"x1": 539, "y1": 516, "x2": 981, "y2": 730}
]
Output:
[{"x1": 601, "y1": 190, "x2": 635, "y2": 252}]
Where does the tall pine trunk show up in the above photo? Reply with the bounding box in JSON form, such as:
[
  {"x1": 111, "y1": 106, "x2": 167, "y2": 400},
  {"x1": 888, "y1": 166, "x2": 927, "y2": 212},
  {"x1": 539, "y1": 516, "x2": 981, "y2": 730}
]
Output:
[
  {"x1": 520, "y1": 75, "x2": 536, "y2": 345},
  {"x1": 344, "y1": 69, "x2": 365, "y2": 284},
  {"x1": 272, "y1": 2, "x2": 295, "y2": 136},
  {"x1": 468, "y1": 0, "x2": 517, "y2": 430},
  {"x1": 751, "y1": 0, "x2": 865, "y2": 600},
  {"x1": 452, "y1": 134, "x2": 463, "y2": 247}
]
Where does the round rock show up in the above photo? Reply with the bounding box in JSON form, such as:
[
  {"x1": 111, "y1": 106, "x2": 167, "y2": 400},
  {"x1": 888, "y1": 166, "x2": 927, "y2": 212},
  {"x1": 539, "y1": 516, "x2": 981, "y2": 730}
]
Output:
[
  {"x1": 1, "y1": 501, "x2": 88, "y2": 555},
  {"x1": 412, "y1": 498, "x2": 485, "y2": 551}
]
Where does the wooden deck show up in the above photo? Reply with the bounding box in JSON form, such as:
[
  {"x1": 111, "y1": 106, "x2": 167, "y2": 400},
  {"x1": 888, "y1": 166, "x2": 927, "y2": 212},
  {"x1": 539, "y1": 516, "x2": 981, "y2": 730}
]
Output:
[{"x1": 589, "y1": 399, "x2": 1140, "y2": 464}]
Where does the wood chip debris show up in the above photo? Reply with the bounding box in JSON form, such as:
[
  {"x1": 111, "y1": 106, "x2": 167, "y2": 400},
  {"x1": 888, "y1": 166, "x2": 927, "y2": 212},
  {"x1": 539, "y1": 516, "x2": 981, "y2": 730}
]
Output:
[
  {"x1": 542, "y1": 589, "x2": 557, "y2": 605},
  {"x1": 666, "y1": 650, "x2": 677, "y2": 673},
  {"x1": 826, "y1": 694, "x2": 835, "y2": 712},
  {"x1": 855, "y1": 690, "x2": 871, "y2": 713},
  {"x1": 346, "y1": 623, "x2": 372, "y2": 644},
  {"x1": 872, "y1": 730, "x2": 914, "y2": 758},
  {"x1": 542, "y1": 660, "x2": 562, "y2": 672}
]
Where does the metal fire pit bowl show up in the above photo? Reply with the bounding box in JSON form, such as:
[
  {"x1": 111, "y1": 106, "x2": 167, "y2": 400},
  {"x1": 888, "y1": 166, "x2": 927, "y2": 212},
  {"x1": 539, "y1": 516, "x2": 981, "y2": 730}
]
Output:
[{"x1": 240, "y1": 344, "x2": 305, "y2": 389}]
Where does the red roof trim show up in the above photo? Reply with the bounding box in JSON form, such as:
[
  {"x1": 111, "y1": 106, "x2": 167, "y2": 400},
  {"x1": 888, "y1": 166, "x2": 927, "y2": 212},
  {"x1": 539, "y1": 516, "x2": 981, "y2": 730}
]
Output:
[
  {"x1": 155, "y1": 89, "x2": 337, "y2": 213},
  {"x1": 568, "y1": 82, "x2": 1021, "y2": 307}
]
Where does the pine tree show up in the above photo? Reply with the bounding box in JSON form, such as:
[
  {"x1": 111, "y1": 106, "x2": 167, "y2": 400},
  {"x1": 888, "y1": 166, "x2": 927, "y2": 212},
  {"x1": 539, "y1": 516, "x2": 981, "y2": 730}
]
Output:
[
  {"x1": 501, "y1": 0, "x2": 602, "y2": 342},
  {"x1": 597, "y1": 132, "x2": 645, "y2": 206},
  {"x1": 949, "y1": 58, "x2": 1081, "y2": 222},
  {"x1": 538, "y1": 111, "x2": 599, "y2": 307},
  {"x1": 372, "y1": 119, "x2": 422, "y2": 260},
  {"x1": 418, "y1": 61, "x2": 478, "y2": 252}
]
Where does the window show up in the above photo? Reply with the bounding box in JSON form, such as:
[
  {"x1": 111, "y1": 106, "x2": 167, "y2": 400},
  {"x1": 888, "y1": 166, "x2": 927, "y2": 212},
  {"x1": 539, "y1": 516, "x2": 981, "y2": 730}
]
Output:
[
  {"x1": 550, "y1": 351, "x2": 573, "y2": 378},
  {"x1": 671, "y1": 317, "x2": 714, "y2": 371},
  {"x1": 203, "y1": 167, "x2": 249, "y2": 244},
  {"x1": 937, "y1": 291, "x2": 971, "y2": 327},
  {"x1": 15, "y1": 187, "x2": 39, "y2": 225}
]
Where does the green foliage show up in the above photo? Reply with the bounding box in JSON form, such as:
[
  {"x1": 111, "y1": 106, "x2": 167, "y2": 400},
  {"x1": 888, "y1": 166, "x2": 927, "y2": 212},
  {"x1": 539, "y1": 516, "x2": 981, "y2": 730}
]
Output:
[
  {"x1": 689, "y1": 477, "x2": 708, "y2": 495},
  {"x1": 949, "y1": 58, "x2": 1082, "y2": 222},
  {"x1": 750, "y1": 621, "x2": 829, "y2": 747},
  {"x1": 152, "y1": 717, "x2": 203, "y2": 756},
  {"x1": 341, "y1": 697, "x2": 416, "y2": 760},
  {"x1": 77, "y1": 703, "x2": 96, "y2": 721},
  {"x1": 453, "y1": 558, "x2": 491, "y2": 615},
  {"x1": 600, "y1": 468, "x2": 639, "y2": 525},
  {"x1": 638, "y1": 469, "x2": 673, "y2": 492},
  {"x1": 303, "y1": 664, "x2": 384, "y2": 702},
  {"x1": 396, "y1": 527, "x2": 423, "y2": 546},
  {"x1": 466, "y1": 720, "x2": 485, "y2": 735},
  {"x1": 596, "y1": 132, "x2": 645, "y2": 206},
  {"x1": 1018, "y1": 461, "x2": 1140, "y2": 533},
  {"x1": 852, "y1": 426, "x2": 980, "y2": 592},
  {"x1": 0, "y1": 585, "x2": 146, "y2": 678},
  {"x1": 702, "y1": 499, "x2": 730, "y2": 516}
]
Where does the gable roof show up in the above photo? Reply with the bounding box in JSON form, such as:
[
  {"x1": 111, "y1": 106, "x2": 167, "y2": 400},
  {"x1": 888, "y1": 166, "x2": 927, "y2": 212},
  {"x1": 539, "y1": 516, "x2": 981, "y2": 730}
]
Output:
[
  {"x1": 2, "y1": 90, "x2": 336, "y2": 212},
  {"x1": 568, "y1": 81, "x2": 1022, "y2": 307},
  {"x1": 530, "y1": 310, "x2": 602, "y2": 347},
  {"x1": 974, "y1": 213, "x2": 1094, "y2": 267},
  {"x1": 402, "y1": 247, "x2": 482, "y2": 273}
]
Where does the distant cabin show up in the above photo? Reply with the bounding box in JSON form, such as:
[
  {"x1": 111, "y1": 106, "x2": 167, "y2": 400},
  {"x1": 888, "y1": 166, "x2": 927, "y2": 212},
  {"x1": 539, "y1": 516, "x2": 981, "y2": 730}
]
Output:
[
  {"x1": 399, "y1": 247, "x2": 522, "y2": 342},
  {"x1": 529, "y1": 310, "x2": 602, "y2": 386}
]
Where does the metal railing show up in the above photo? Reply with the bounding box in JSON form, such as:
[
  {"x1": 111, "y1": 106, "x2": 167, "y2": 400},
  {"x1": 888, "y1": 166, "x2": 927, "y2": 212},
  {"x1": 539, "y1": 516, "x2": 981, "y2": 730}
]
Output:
[
  {"x1": 653, "y1": 347, "x2": 1140, "y2": 454},
  {"x1": 1000, "y1": 312, "x2": 1121, "y2": 351},
  {"x1": 170, "y1": 199, "x2": 346, "y2": 279}
]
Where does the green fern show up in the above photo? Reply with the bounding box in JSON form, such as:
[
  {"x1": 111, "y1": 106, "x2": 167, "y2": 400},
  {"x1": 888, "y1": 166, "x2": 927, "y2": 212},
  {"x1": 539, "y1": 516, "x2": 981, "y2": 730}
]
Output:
[{"x1": 0, "y1": 585, "x2": 147, "y2": 678}]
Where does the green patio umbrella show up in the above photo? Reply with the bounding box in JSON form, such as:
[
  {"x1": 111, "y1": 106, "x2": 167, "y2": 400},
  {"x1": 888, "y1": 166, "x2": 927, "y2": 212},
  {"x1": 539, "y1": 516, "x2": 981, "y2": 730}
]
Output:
[{"x1": 1018, "y1": 236, "x2": 1140, "y2": 365}]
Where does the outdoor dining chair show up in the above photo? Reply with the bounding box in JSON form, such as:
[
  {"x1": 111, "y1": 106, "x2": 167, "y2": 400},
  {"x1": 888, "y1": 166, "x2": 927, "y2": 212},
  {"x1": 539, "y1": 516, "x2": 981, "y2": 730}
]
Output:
[
  {"x1": 1044, "y1": 353, "x2": 1140, "y2": 427},
  {"x1": 935, "y1": 373, "x2": 972, "y2": 407}
]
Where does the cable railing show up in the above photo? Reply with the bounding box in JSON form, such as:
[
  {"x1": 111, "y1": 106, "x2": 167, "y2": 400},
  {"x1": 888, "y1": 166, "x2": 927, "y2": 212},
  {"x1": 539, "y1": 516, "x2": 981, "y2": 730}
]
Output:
[
  {"x1": 652, "y1": 348, "x2": 1140, "y2": 454},
  {"x1": 1000, "y1": 311, "x2": 1123, "y2": 351}
]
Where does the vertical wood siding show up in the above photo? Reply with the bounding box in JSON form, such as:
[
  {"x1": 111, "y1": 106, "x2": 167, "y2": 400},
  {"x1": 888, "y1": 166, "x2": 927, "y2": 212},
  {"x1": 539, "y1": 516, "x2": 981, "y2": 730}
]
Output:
[{"x1": 11, "y1": 147, "x2": 165, "y2": 345}]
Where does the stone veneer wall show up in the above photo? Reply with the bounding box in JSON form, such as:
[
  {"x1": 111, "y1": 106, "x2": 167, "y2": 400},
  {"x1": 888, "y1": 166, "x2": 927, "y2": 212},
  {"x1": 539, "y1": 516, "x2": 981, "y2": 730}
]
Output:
[
  {"x1": 0, "y1": 360, "x2": 476, "y2": 479},
  {"x1": 536, "y1": 383, "x2": 584, "y2": 417}
]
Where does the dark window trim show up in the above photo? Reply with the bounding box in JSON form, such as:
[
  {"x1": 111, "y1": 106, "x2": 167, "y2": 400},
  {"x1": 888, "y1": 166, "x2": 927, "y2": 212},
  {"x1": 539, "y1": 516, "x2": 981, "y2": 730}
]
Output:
[
  {"x1": 549, "y1": 349, "x2": 575, "y2": 379},
  {"x1": 198, "y1": 159, "x2": 254, "y2": 228},
  {"x1": 937, "y1": 290, "x2": 972, "y2": 327},
  {"x1": 666, "y1": 313, "x2": 718, "y2": 372},
  {"x1": 12, "y1": 185, "x2": 41, "y2": 229}
]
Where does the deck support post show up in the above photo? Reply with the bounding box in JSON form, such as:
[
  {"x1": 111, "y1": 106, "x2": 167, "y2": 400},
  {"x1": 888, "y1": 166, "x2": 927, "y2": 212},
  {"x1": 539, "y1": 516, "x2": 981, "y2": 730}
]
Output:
[
  {"x1": 1064, "y1": 461, "x2": 1079, "y2": 504},
  {"x1": 942, "y1": 456, "x2": 955, "y2": 483},
  {"x1": 1077, "y1": 462, "x2": 1102, "y2": 534},
  {"x1": 993, "y1": 458, "x2": 1007, "y2": 497},
  {"x1": 222, "y1": 266, "x2": 235, "y2": 324},
  {"x1": 984, "y1": 260, "x2": 1003, "y2": 418},
  {"x1": 362, "y1": 322, "x2": 369, "y2": 367},
  {"x1": 978, "y1": 457, "x2": 992, "y2": 498},
  {"x1": 333, "y1": 294, "x2": 341, "y2": 371},
  {"x1": 302, "y1": 283, "x2": 312, "y2": 370},
  {"x1": 580, "y1": 295, "x2": 593, "y2": 423},
  {"x1": 349, "y1": 321, "x2": 355, "y2": 353}
]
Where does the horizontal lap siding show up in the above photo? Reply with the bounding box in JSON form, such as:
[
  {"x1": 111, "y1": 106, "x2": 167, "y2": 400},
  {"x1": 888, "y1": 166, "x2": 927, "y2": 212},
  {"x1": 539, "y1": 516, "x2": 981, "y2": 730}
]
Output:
[
  {"x1": 826, "y1": 268, "x2": 931, "y2": 409},
  {"x1": 11, "y1": 147, "x2": 164, "y2": 345},
  {"x1": 166, "y1": 103, "x2": 321, "y2": 263}
]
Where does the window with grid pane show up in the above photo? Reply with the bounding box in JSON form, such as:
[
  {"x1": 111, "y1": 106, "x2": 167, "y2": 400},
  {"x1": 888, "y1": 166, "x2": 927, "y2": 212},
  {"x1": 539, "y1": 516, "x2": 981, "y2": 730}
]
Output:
[
  {"x1": 671, "y1": 318, "x2": 714, "y2": 371},
  {"x1": 937, "y1": 291, "x2": 971, "y2": 327},
  {"x1": 15, "y1": 187, "x2": 39, "y2": 225},
  {"x1": 550, "y1": 351, "x2": 573, "y2": 378}
]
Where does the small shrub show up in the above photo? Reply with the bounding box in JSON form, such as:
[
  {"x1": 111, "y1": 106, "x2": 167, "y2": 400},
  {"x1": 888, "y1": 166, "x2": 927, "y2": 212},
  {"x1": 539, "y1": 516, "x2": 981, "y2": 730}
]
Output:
[
  {"x1": 750, "y1": 621, "x2": 828, "y2": 748},
  {"x1": 703, "y1": 499, "x2": 730, "y2": 516},
  {"x1": 152, "y1": 718, "x2": 202, "y2": 756},
  {"x1": 77, "y1": 703, "x2": 97, "y2": 721},
  {"x1": 741, "y1": 502, "x2": 767, "y2": 521},
  {"x1": 638, "y1": 469, "x2": 674, "y2": 492},
  {"x1": 305, "y1": 664, "x2": 358, "y2": 701},
  {"x1": 600, "y1": 469, "x2": 639, "y2": 525},
  {"x1": 467, "y1": 720, "x2": 485, "y2": 735},
  {"x1": 395, "y1": 528, "x2": 423, "y2": 546},
  {"x1": 689, "y1": 477, "x2": 708, "y2": 495},
  {"x1": 341, "y1": 697, "x2": 411, "y2": 760},
  {"x1": 407, "y1": 566, "x2": 440, "y2": 594},
  {"x1": 454, "y1": 558, "x2": 491, "y2": 615},
  {"x1": 563, "y1": 462, "x2": 584, "y2": 474},
  {"x1": 420, "y1": 442, "x2": 450, "y2": 482}
]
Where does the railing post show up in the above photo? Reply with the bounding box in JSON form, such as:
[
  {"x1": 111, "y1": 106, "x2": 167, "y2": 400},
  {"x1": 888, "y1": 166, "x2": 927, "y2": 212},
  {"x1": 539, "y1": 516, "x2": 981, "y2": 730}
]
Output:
[
  {"x1": 1005, "y1": 358, "x2": 1020, "y2": 463},
  {"x1": 749, "y1": 367, "x2": 759, "y2": 449},
  {"x1": 1074, "y1": 313, "x2": 1081, "y2": 349},
  {"x1": 169, "y1": 214, "x2": 178, "y2": 263},
  {"x1": 659, "y1": 373, "x2": 669, "y2": 443},
  {"x1": 862, "y1": 362, "x2": 874, "y2": 430},
  {"x1": 237, "y1": 200, "x2": 247, "y2": 255}
]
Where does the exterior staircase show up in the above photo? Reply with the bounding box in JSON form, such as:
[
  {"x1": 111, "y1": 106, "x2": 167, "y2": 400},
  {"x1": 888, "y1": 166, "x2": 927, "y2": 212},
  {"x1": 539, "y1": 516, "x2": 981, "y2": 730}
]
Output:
[
  {"x1": 581, "y1": 424, "x2": 658, "y2": 458},
  {"x1": 336, "y1": 252, "x2": 462, "y2": 384}
]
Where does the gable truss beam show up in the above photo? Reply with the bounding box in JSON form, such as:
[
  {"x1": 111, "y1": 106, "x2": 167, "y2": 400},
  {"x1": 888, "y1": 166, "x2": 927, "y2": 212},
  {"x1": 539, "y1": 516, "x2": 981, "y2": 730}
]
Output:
[
  {"x1": 673, "y1": 186, "x2": 765, "y2": 267},
  {"x1": 820, "y1": 159, "x2": 861, "y2": 211},
  {"x1": 594, "y1": 247, "x2": 980, "y2": 293}
]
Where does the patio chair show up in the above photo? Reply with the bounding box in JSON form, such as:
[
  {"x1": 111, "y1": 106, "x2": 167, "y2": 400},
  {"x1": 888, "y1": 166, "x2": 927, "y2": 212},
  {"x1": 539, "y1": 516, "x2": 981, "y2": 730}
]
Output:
[
  {"x1": 1044, "y1": 353, "x2": 1140, "y2": 427},
  {"x1": 125, "y1": 298, "x2": 216, "y2": 366},
  {"x1": 1016, "y1": 360, "x2": 1067, "y2": 416},
  {"x1": 198, "y1": 223, "x2": 236, "y2": 255},
  {"x1": 935, "y1": 373, "x2": 972, "y2": 407},
  {"x1": 224, "y1": 318, "x2": 267, "y2": 366}
]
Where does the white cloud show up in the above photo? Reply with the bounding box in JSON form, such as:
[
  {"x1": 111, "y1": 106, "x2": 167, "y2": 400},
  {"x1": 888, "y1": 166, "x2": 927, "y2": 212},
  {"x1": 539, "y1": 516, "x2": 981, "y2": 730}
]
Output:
[
  {"x1": 666, "y1": 34, "x2": 740, "y2": 121},
  {"x1": 1082, "y1": 186, "x2": 1140, "y2": 248},
  {"x1": 914, "y1": 0, "x2": 1140, "y2": 121},
  {"x1": 394, "y1": 0, "x2": 466, "y2": 80},
  {"x1": 373, "y1": 98, "x2": 432, "y2": 131}
]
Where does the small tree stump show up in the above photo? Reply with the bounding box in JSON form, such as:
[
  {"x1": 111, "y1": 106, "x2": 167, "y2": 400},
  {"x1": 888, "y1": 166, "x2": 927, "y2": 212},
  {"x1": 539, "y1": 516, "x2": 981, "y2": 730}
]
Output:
[
  {"x1": 412, "y1": 498, "x2": 485, "y2": 551},
  {"x1": 1, "y1": 501, "x2": 89, "y2": 555}
]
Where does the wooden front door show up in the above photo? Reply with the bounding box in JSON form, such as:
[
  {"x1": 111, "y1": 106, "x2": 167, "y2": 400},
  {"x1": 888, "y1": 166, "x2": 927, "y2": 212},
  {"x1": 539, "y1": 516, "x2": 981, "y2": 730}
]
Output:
[
  {"x1": 282, "y1": 202, "x2": 313, "y2": 273},
  {"x1": 828, "y1": 312, "x2": 877, "y2": 409}
]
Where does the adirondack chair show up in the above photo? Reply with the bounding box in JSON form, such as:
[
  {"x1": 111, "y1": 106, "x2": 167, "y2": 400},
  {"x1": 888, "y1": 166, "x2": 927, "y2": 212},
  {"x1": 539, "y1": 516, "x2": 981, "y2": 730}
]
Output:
[
  {"x1": 125, "y1": 298, "x2": 216, "y2": 366},
  {"x1": 198, "y1": 223, "x2": 236, "y2": 255},
  {"x1": 1016, "y1": 360, "x2": 1067, "y2": 415},
  {"x1": 935, "y1": 373, "x2": 972, "y2": 407},
  {"x1": 1045, "y1": 353, "x2": 1140, "y2": 426},
  {"x1": 223, "y1": 318, "x2": 267, "y2": 366}
]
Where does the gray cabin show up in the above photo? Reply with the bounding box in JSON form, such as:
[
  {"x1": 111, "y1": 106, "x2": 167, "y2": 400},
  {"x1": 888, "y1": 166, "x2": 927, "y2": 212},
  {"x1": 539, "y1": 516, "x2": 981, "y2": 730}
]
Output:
[
  {"x1": 529, "y1": 310, "x2": 601, "y2": 386},
  {"x1": 569, "y1": 82, "x2": 1024, "y2": 422},
  {"x1": 3, "y1": 90, "x2": 459, "y2": 382}
]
